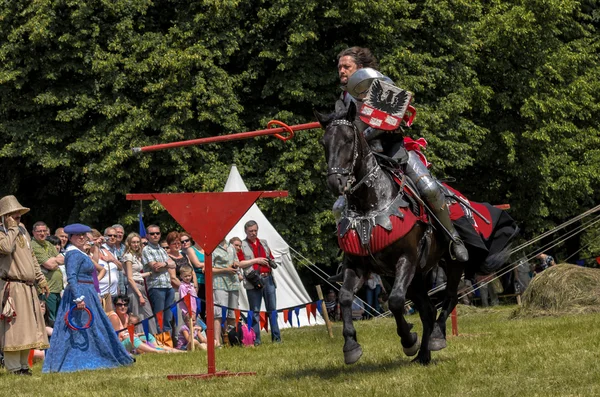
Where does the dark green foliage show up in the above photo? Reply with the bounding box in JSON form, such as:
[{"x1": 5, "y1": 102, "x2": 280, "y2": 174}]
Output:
[{"x1": 0, "y1": 0, "x2": 598, "y2": 268}]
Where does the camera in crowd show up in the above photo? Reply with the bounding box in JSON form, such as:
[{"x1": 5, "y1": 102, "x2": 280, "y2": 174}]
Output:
[
  {"x1": 267, "y1": 258, "x2": 278, "y2": 269},
  {"x1": 245, "y1": 269, "x2": 263, "y2": 289}
]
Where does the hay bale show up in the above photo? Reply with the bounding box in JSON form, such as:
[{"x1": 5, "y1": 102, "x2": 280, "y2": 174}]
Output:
[{"x1": 512, "y1": 264, "x2": 600, "y2": 318}]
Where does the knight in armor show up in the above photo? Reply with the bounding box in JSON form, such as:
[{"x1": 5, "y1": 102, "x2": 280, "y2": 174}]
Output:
[{"x1": 336, "y1": 46, "x2": 469, "y2": 262}]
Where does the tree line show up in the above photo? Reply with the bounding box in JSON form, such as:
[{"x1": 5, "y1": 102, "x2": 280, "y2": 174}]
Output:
[{"x1": 1, "y1": 0, "x2": 598, "y2": 270}]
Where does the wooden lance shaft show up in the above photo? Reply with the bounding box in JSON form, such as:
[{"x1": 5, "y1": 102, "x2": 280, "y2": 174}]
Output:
[
  {"x1": 316, "y1": 285, "x2": 334, "y2": 338},
  {"x1": 132, "y1": 121, "x2": 321, "y2": 153}
]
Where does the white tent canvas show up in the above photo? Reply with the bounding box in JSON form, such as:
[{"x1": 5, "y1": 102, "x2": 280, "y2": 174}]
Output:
[{"x1": 223, "y1": 165, "x2": 324, "y2": 328}]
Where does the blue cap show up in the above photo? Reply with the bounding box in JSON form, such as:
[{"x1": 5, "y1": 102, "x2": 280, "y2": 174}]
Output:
[{"x1": 63, "y1": 223, "x2": 92, "y2": 234}]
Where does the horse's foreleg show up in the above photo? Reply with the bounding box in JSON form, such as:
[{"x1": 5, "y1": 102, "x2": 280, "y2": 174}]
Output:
[
  {"x1": 388, "y1": 255, "x2": 419, "y2": 357},
  {"x1": 408, "y1": 276, "x2": 435, "y2": 365},
  {"x1": 431, "y1": 264, "x2": 464, "y2": 351},
  {"x1": 339, "y1": 266, "x2": 364, "y2": 365}
]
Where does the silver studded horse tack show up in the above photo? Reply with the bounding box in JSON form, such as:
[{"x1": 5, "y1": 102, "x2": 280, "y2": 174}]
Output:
[{"x1": 326, "y1": 119, "x2": 379, "y2": 195}]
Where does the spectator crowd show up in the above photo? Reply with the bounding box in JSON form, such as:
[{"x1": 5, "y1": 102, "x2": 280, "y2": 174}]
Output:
[{"x1": 0, "y1": 194, "x2": 282, "y2": 374}]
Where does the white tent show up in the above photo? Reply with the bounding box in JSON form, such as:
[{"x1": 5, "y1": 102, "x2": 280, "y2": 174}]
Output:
[{"x1": 223, "y1": 164, "x2": 324, "y2": 328}]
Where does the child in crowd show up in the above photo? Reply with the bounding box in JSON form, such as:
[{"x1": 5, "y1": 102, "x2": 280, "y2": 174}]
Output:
[
  {"x1": 177, "y1": 313, "x2": 208, "y2": 351},
  {"x1": 178, "y1": 265, "x2": 198, "y2": 320},
  {"x1": 127, "y1": 314, "x2": 158, "y2": 347}
]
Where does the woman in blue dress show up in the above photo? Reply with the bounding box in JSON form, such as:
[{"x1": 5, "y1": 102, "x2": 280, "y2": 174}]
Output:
[{"x1": 43, "y1": 223, "x2": 134, "y2": 373}]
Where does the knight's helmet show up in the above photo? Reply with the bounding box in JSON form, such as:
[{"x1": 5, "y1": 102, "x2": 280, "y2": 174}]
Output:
[{"x1": 346, "y1": 68, "x2": 387, "y2": 99}]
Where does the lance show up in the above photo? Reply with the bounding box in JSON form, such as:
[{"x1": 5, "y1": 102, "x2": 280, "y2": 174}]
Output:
[{"x1": 132, "y1": 120, "x2": 321, "y2": 153}]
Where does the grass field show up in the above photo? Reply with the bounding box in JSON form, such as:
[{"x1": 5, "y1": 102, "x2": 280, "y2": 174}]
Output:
[{"x1": 3, "y1": 305, "x2": 600, "y2": 396}]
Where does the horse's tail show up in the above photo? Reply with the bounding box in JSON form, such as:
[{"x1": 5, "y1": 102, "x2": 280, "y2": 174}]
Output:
[
  {"x1": 480, "y1": 244, "x2": 512, "y2": 274},
  {"x1": 479, "y1": 225, "x2": 520, "y2": 274}
]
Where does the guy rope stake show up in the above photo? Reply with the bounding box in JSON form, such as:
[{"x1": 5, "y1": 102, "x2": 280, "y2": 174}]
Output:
[{"x1": 132, "y1": 121, "x2": 321, "y2": 153}]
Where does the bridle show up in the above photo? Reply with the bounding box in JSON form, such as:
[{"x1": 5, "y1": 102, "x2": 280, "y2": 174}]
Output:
[{"x1": 326, "y1": 119, "x2": 379, "y2": 195}]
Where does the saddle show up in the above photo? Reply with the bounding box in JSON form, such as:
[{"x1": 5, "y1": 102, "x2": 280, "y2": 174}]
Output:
[
  {"x1": 337, "y1": 169, "x2": 428, "y2": 257},
  {"x1": 337, "y1": 153, "x2": 488, "y2": 257}
]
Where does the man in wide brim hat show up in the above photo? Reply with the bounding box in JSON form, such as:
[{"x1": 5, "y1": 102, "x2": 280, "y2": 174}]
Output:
[
  {"x1": 0, "y1": 195, "x2": 49, "y2": 375},
  {"x1": 0, "y1": 195, "x2": 30, "y2": 219}
]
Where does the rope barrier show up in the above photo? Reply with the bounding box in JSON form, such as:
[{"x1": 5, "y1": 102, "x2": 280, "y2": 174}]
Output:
[
  {"x1": 289, "y1": 247, "x2": 384, "y2": 317},
  {"x1": 426, "y1": 210, "x2": 600, "y2": 307},
  {"x1": 292, "y1": 207, "x2": 600, "y2": 316},
  {"x1": 452, "y1": 211, "x2": 600, "y2": 304},
  {"x1": 563, "y1": 237, "x2": 600, "y2": 263}
]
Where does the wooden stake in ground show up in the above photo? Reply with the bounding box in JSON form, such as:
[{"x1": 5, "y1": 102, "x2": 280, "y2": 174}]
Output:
[
  {"x1": 316, "y1": 285, "x2": 334, "y2": 338},
  {"x1": 190, "y1": 313, "x2": 195, "y2": 352}
]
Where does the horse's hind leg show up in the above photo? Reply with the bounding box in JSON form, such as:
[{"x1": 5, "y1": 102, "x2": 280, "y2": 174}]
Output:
[
  {"x1": 339, "y1": 266, "x2": 364, "y2": 365},
  {"x1": 431, "y1": 263, "x2": 464, "y2": 351},
  {"x1": 408, "y1": 276, "x2": 435, "y2": 365},
  {"x1": 388, "y1": 255, "x2": 420, "y2": 357}
]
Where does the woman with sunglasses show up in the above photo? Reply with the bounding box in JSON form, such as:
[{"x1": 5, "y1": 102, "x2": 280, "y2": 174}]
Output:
[
  {"x1": 43, "y1": 224, "x2": 133, "y2": 373},
  {"x1": 123, "y1": 233, "x2": 156, "y2": 335},
  {"x1": 180, "y1": 232, "x2": 206, "y2": 320},
  {"x1": 165, "y1": 232, "x2": 194, "y2": 289},
  {"x1": 166, "y1": 231, "x2": 197, "y2": 328},
  {"x1": 108, "y1": 295, "x2": 181, "y2": 354}
]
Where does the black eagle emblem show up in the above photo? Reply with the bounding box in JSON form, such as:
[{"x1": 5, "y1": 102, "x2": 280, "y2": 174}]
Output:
[{"x1": 366, "y1": 80, "x2": 411, "y2": 116}]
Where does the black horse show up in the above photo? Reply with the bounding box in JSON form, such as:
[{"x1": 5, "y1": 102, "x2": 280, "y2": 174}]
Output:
[{"x1": 316, "y1": 100, "x2": 517, "y2": 365}]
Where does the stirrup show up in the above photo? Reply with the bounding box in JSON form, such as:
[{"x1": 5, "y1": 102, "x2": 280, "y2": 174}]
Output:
[{"x1": 449, "y1": 238, "x2": 469, "y2": 262}]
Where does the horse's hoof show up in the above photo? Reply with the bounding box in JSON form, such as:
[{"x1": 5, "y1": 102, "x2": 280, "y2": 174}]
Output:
[
  {"x1": 411, "y1": 354, "x2": 431, "y2": 366},
  {"x1": 344, "y1": 346, "x2": 363, "y2": 365},
  {"x1": 429, "y1": 337, "x2": 447, "y2": 351},
  {"x1": 431, "y1": 323, "x2": 444, "y2": 340},
  {"x1": 402, "y1": 336, "x2": 420, "y2": 357}
]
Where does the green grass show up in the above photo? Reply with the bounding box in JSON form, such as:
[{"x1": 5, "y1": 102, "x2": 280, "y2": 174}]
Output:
[{"x1": 3, "y1": 305, "x2": 600, "y2": 396}]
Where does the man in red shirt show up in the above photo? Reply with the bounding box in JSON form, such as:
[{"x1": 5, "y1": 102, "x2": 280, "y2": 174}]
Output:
[{"x1": 237, "y1": 220, "x2": 281, "y2": 345}]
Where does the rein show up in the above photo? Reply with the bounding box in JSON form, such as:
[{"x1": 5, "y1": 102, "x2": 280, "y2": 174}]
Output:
[{"x1": 326, "y1": 119, "x2": 379, "y2": 195}]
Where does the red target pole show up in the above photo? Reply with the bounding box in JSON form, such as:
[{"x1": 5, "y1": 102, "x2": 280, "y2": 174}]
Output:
[
  {"x1": 127, "y1": 191, "x2": 287, "y2": 380},
  {"x1": 451, "y1": 308, "x2": 458, "y2": 336},
  {"x1": 132, "y1": 121, "x2": 321, "y2": 153}
]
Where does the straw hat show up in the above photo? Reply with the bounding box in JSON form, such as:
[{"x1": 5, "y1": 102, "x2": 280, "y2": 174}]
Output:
[{"x1": 0, "y1": 195, "x2": 30, "y2": 217}]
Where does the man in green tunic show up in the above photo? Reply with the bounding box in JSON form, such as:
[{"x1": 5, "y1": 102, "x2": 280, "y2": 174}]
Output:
[{"x1": 31, "y1": 221, "x2": 64, "y2": 321}]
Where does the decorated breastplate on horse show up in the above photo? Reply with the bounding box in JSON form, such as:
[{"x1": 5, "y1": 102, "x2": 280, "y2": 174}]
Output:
[{"x1": 337, "y1": 190, "x2": 427, "y2": 256}]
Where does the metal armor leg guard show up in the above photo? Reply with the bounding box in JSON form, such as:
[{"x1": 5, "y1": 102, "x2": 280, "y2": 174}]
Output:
[{"x1": 404, "y1": 152, "x2": 469, "y2": 262}]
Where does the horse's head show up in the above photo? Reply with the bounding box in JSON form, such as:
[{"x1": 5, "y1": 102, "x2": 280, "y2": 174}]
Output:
[{"x1": 315, "y1": 100, "x2": 364, "y2": 196}]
